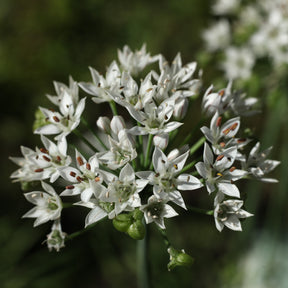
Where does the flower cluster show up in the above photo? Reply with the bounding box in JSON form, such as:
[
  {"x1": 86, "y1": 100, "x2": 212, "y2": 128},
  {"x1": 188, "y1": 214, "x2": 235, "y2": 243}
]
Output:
[
  {"x1": 203, "y1": 0, "x2": 288, "y2": 80},
  {"x1": 10, "y1": 45, "x2": 279, "y2": 259}
]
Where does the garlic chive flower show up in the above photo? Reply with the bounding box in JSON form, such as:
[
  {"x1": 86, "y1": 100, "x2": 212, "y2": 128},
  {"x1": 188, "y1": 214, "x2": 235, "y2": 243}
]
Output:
[
  {"x1": 214, "y1": 199, "x2": 253, "y2": 232},
  {"x1": 137, "y1": 147, "x2": 203, "y2": 209},
  {"x1": 103, "y1": 163, "x2": 148, "y2": 218},
  {"x1": 23, "y1": 181, "x2": 62, "y2": 227},
  {"x1": 45, "y1": 219, "x2": 66, "y2": 252},
  {"x1": 195, "y1": 143, "x2": 247, "y2": 198},
  {"x1": 140, "y1": 195, "x2": 178, "y2": 229},
  {"x1": 34, "y1": 91, "x2": 86, "y2": 140},
  {"x1": 10, "y1": 135, "x2": 71, "y2": 183}
]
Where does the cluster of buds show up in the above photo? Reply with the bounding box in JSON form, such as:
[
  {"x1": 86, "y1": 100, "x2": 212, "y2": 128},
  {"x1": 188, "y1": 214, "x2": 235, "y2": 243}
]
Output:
[{"x1": 10, "y1": 45, "x2": 279, "y2": 265}]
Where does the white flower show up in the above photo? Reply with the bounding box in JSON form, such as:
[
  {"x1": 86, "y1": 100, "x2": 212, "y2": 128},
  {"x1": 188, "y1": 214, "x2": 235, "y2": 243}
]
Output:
[
  {"x1": 242, "y1": 142, "x2": 280, "y2": 183},
  {"x1": 140, "y1": 195, "x2": 178, "y2": 229},
  {"x1": 10, "y1": 135, "x2": 71, "y2": 183},
  {"x1": 127, "y1": 99, "x2": 182, "y2": 137},
  {"x1": 117, "y1": 44, "x2": 159, "y2": 76},
  {"x1": 222, "y1": 46, "x2": 255, "y2": 80},
  {"x1": 75, "y1": 183, "x2": 109, "y2": 227},
  {"x1": 137, "y1": 147, "x2": 203, "y2": 209},
  {"x1": 102, "y1": 164, "x2": 148, "y2": 217},
  {"x1": 214, "y1": 199, "x2": 253, "y2": 232},
  {"x1": 202, "y1": 20, "x2": 231, "y2": 52},
  {"x1": 110, "y1": 71, "x2": 156, "y2": 110},
  {"x1": 45, "y1": 219, "x2": 66, "y2": 252},
  {"x1": 78, "y1": 61, "x2": 121, "y2": 104},
  {"x1": 34, "y1": 91, "x2": 86, "y2": 140},
  {"x1": 60, "y1": 150, "x2": 115, "y2": 202},
  {"x1": 195, "y1": 143, "x2": 247, "y2": 197},
  {"x1": 212, "y1": 0, "x2": 240, "y2": 15},
  {"x1": 47, "y1": 76, "x2": 79, "y2": 107},
  {"x1": 202, "y1": 82, "x2": 258, "y2": 116},
  {"x1": 23, "y1": 181, "x2": 62, "y2": 227}
]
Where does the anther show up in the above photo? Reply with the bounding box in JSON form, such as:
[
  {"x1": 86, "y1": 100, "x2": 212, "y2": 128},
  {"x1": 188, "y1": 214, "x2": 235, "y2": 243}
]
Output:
[
  {"x1": 56, "y1": 156, "x2": 61, "y2": 162},
  {"x1": 237, "y1": 138, "x2": 246, "y2": 143},
  {"x1": 34, "y1": 168, "x2": 44, "y2": 172},
  {"x1": 173, "y1": 164, "x2": 178, "y2": 169},
  {"x1": 229, "y1": 167, "x2": 236, "y2": 172},
  {"x1": 95, "y1": 176, "x2": 100, "y2": 182},
  {"x1": 76, "y1": 176, "x2": 83, "y2": 182},
  {"x1": 216, "y1": 116, "x2": 222, "y2": 127},
  {"x1": 217, "y1": 172, "x2": 223, "y2": 177},
  {"x1": 220, "y1": 142, "x2": 226, "y2": 148},
  {"x1": 53, "y1": 116, "x2": 60, "y2": 123},
  {"x1": 77, "y1": 156, "x2": 84, "y2": 166},
  {"x1": 40, "y1": 148, "x2": 49, "y2": 154},
  {"x1": 218, "y1": 89, "x2": 225, "y2": 97},
  {"x1": 69, "y1": 171, "x2": 76, "y2": 177},
  {"x1": 216, "y1": 154, "x2": 224, "y2": 161},
  {"x1": 42, "y1": 155, "x2": 51, "y2": 162},
  {"x1": 86, "y1": 163, "x2": 91, "y2": 170},
  {"x1": 66, "y1": 185, "x2": 75, "y2": 189}
]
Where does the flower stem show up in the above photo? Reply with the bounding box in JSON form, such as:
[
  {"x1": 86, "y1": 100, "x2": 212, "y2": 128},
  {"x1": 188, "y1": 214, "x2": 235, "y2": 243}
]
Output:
[
  {"x1": 190, "y1": 136, "x2": 205, "y2": 155},
  {"x1": 109, "y1": 101, "x2": 118, "y2": 116},
  {"x1": 137, "y1": 223, "x2": 150, "y2": 288},
  {"x1": 187, "y1": 205, "x2": 213, "y2": 216},
  {"x1": 73, "y1": 129, "x2": 98, "y2": 153},
  {"x1": 144, "y1": 134, "x2": 153, "y2": 168}
]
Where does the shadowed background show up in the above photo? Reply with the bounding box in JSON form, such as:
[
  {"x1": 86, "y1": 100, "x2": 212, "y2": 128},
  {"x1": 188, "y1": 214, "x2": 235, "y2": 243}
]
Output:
[{"x1": 1, "y1": 0, "x2": 287, "y2": 287}]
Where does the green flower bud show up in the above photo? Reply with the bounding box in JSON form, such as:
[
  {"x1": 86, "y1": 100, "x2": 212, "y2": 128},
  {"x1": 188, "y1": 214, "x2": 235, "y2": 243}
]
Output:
[
  {"x1": 127, "y1": 220, "x2": 145, "y2": 240},
  {"x1": 167, "y1": 247, "x2": 194, "y2": 271},
  {"x1": 33, "y1": 108, "x2": 47, "y2": 131},
  {"x1": 113, "y1": 213, "x2": 133, "y2": 232},
  {"x1": 132, "y1": 208, "x2": 144, "y2": 220}
]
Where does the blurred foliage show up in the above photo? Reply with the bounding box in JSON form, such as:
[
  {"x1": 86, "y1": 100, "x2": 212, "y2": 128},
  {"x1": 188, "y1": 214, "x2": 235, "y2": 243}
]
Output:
[{"x1": 2, "y1": 0, "x2": 287, "y2": 287}]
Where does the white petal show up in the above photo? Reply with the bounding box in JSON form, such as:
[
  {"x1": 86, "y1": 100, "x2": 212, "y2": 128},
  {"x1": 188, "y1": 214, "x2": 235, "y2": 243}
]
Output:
[
  {"x1": 85, "y1": 207, "x2": 107, "y2": 227},
  {"x1": 217, "y1": 182, "x2": 240, "y2": 198}
]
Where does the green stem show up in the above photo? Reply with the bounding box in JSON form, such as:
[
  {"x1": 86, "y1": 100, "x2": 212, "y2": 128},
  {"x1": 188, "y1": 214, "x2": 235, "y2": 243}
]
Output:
[
  {"x1": 137, "y1": 223, "x2": 150, "y2": 288},
  {"x1": 66, "y1": 221, "x2": 100, "y2": 241},
  {"x1": 109, "y1": 101, "x2": 118, "y2": 116},
  {"x1": 81, "y1": 117, "x2": 108, "y2": 150},
  {"x1": 190, "y1": 136, "x2": 205, "y2": 155},
  {"x1": 73, "y1": 129, "x2": 98, "y2": 153},
  {"x1": 144, "y1": 134, "x2": 153, "y2": 168},
  {"x1": 179, "y1": 160, "x2": 197, "y2": 174},
  {"x1": 187, "y1": 205, "x2": 213, "y2": 216},
  {"x1": 158, "y1": 227, "x2": 171, "y2": 249}
]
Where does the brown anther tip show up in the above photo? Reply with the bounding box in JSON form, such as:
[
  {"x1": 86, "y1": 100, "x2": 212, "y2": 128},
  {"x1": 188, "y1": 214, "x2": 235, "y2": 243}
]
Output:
[
  {"x1": 216, "y1": 116, "x2": 222, "y2": 127},
  {"x1": 216, "y1": 154, "x2": 224, "y2": 161},
  {"x1": 229, "y1": 166, "x2": 236, "y2": 172},
  {"x1": 220, "y1": 142, "x2": 226, "y2": 148},
  {"x1": 86, "y1": 163, "x2": 91, "y2": 170},
  {"x1": 69, "y1": 171, "x2": 76, "y2": 177},
  {"x1": 76, "y1": 176, "x2": 83, "y2": 182},
  {"x1": 218, "y1": 89, "x2": 225, "y2": 97},
  {"x1": 42, "y1": 155, "x2": 51, "y2": 162},
  {"x1": 40, "y1": 148, "x2": 49, "y2": 154},
  {"x1": 95, "y1": 176, "x2": 100, "y2": 182},
  {"x1": 77, "y1": 156, "x2": 84, "y2": 166},
  {"x1": 173, "y1": 164, "x2": 178, "y2": 169},
  {"x1": 53, "y1": 116, "x2": 60, "y2": 123},
  {"x1": 231, "y1": 123, "x2": 238, "y2": 131},
  {"x1": 56, "y1": 156, "x2": 61, "y2": 162},
  {"x1": 66, "y1": 185, "x2": 75, "y2": 189},
  {"x1": 97, "y1": 83, "x2": 101, "y2": 87},
  {"x1": 146, "y1": 88, "x2": 153, "y2": 92},
  {"x1": 34, "y1": 168, "x2": 44, "y2": 172},
  {"x1": 237, "y1": 138, "x2": 246, "y2": 143}
]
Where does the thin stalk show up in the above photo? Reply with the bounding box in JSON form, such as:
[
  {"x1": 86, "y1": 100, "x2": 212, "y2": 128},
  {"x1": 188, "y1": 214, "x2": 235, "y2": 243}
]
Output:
[
  {"x1": 73, "y1": 129, "x2": 98, "y2": 153},
  {"x1": 81, "y1": 117, "x2": 107, "y2": 150},
  {"x1": 109, "y1": 101, "x2": 118, "y2": 115},
  {"x1": 190, "y1": 136, "x2": 205, "y2": 155},
  {"x1": 187, "y1": 205, "x2": 213, "y2": 216},
  {"x1": 144, "y1": 134, "x2": 153, "y2": 168},
  {"x1": 137, "y1": 223, "x2": 150, "y2": 288},
  {"x1": 66, "y1": 221, "x2": 102, "y2": 241},
  {"x1": 179, "y1": 160, "x2": 197, "y2": 174}
]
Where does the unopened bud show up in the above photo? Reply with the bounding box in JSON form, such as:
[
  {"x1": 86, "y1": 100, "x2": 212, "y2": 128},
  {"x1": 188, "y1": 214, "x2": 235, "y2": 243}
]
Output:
[{"x1": 167, "y1": 247, "x2": 194, "y2": 271}]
